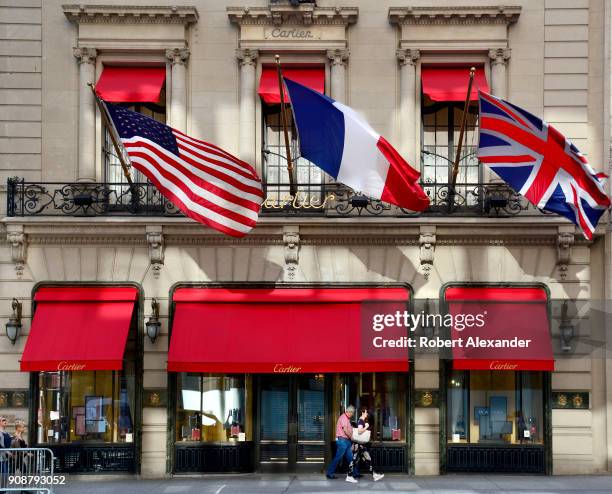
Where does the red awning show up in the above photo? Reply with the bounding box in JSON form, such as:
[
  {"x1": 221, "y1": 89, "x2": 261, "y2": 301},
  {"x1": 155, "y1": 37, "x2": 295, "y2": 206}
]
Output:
[
  {"x1": 95, "y1": 66, "x2": 166, "y2": 103},
  {"x1": 258, "y1": 66, "x2": 325, "y2": 104},
  {"x1": 422, "y1": 66, "x2": 489, "y2": 102},
  {"x1": 21, "y1": 287, "x2": 138, "y2": 372},
  {"x1": 168, "y1": 287, "x2": 411, "y2": 373},
  {"x1": 444, "y1": 286, "x2": 553, "y2": 371}
]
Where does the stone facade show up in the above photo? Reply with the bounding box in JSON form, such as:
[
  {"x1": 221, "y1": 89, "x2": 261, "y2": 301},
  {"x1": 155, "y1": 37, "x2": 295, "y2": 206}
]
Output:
[{"x1": 0, "y1": 0, "x2": 610, "y2": 478}]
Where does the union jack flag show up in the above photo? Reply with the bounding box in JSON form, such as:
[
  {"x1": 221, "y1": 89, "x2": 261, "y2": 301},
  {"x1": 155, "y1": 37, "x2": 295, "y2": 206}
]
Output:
[{"x1": 477, "y1": 91, "x2": 610, "y2": 239}]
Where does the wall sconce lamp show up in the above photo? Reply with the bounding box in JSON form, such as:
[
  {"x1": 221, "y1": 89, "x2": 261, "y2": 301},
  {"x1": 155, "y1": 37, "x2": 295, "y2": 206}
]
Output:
[
  {"x1": 145, "y1": 298, "x2": 161, "y2": 344},
  {"x1": 5, "y1": 298, "x2": 22, "y2": 345},
  {"x1": 559, "y1": 300, "x2": 574, "y2": 353}
]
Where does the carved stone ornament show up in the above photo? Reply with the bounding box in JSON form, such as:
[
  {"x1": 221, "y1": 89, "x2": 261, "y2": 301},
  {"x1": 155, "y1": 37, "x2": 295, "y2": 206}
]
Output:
[
  {"x1": 146, "y1": 226, "x2": 165, "y2": 278},
  {"x1": 165, "y1": 48, "x2": 190, "y2": 66},
  {"x1": 488, "y1": 48, "x2": 511, "y2": 66},
  {"x1": 6, "y1": 225, "x2": 26, "y2": 278},
  {"x1": 236, "y1": 48, "x2": 259, "y2": 66},
  {"x1": 283, "y1": 226, "x2": 300, "y2": 281},
  {"x1": 388, "y1": 6, "x2": 521, "y2": 26},
  {"x1": 557, "y1": 228, "x2": 574, "y2": 279},
  {"x1": 73, "y1": 47, "x2": 97, "y2": 65},
  {"x1": 227, "y1": 5, "x2": 358, "y2": 27},
  {"x1": 419, "y1": 226, "x2": 436, "y2": 280},
  {"x1": 63, "y1": 5, "x2": 199, "y2": 25},
  {"x1": 396, "y1": 48, "x2": 420, "y2": 66},
  {"x1": 326, "y1": 49, "x2": 349, "y2": 67}
]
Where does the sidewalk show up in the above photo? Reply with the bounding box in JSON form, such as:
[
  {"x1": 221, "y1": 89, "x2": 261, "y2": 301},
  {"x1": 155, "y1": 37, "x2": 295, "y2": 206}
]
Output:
[{"x1": 52, "y1": 473, "x2": 612, "y2": 493}]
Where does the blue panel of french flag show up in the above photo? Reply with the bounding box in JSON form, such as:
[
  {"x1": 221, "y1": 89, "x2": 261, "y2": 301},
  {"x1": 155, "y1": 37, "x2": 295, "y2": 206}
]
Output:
[{"x1": 283, "y1": 78, "x2": 430, "y2": 212}]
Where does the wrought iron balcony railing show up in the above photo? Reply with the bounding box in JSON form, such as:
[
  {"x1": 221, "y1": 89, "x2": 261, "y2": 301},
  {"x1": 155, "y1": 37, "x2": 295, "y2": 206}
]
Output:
[{"x1": 5, "y1": 177, "x2": 549, "y2": 219}]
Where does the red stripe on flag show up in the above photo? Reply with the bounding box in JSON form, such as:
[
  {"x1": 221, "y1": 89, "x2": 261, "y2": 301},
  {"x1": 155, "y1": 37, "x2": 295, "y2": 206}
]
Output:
[
  {"x1": 479, "y1": 155, "x2": 536, "y2": 164},
  {"x1": 127, "y1": 151, "x2": 259, "y2": 226},
  {"x1": 376, "y1": 136, "x2": 430, "y2": 212},
  {"x1": 173, "y1": 130, "x2": 260, "y2": 177},
  {"x1": 124, "y1": 141, "x2": 263, "y2": 208}
]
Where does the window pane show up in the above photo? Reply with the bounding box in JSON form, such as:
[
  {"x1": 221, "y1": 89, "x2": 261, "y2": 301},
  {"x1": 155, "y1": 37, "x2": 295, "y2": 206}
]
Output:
[
  {"x1": 263, "y1": 105, "x2": 323, "y2": 207},
  {"x1": 36, "y1": 370, "x2": 133, "y2": 444},
  {"x1": 333, "y1": 373, "x2": 407, "y2": 442},
  {"x1": 176, "y1": 373, "x2": 251, "y2": 443},
  {"x1": 518, "y1": 372, "x2": 544, "y2": 444},
  {"x1": 447, "y1": 371, "x2": 468, "y2": 443},
  {"x1": 469, "y1": 371, "x2": 516, "y2": 444}
]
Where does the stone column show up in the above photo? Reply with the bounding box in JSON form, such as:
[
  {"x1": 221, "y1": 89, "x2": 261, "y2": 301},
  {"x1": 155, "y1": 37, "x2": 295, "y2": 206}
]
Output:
[
  {"x1": 326, "y1": 49, "x2": 349, "y2": 103},
  {"x1": 236, "y1": 48, "x2": 258, "y2": 165},
  {"x1": 488, "y1": 48, "x2": 511, "y2": 100},
  {"x1": 486, "y1": 48, "x2": 511, "y2": 183},
  {"x1": 397, "y1": 49, "x2": 420, "y2": 165},
  {"x1": 166, "y1": 48, "x2": 190, "y2": 133},
  {"x1": 73, "y1": 47, "x2": 97, "y2": 182}
]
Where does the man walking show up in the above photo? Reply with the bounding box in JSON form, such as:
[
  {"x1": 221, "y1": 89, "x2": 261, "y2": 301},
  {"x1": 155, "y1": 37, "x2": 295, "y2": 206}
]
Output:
[{"x1": 326, "y1": 405, "x2": 359, "y2": 483}]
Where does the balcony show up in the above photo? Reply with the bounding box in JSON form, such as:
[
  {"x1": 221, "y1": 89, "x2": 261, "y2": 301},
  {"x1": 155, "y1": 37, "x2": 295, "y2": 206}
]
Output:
[{"x1": 5, "y1": 177, "x2": 548, "y2": 219}]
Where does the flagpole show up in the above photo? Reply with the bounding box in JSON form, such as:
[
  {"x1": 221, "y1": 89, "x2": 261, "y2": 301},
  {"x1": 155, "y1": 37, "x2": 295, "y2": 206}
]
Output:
[
  {"x1": 447, "y1": 66, "x2": 476, "y2": 213},
  {"x1": 274, "y1": 54, "x2": 297, "y2": 197}
]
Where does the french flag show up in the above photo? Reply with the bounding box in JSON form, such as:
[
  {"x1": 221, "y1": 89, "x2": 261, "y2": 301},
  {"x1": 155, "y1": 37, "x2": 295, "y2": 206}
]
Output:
[{"x1": 284, "y1": 78, "x2": 430, "y2": 212}]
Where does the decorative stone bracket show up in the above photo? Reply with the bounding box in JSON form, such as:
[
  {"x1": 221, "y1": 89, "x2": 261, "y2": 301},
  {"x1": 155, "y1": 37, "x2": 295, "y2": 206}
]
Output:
[
  {"x1": 6, "y1": 225, "x2": 26, "y2": 279},
  {"x1": 283, "y1": 226, "x2": 300, "y2": 281},
  {"x1": 419, "y1": 226, "x2": 436, "y2": 280},
  {"x1": 146, "y1": 226, "x2": 165, "y2": 278},
  {"x1": 556, "y1": 226, "x2": 575, "y2": 280}
]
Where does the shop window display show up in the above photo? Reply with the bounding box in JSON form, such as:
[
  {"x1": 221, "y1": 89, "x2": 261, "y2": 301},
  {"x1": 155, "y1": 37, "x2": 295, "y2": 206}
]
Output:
[
  {"x1": 176, "y1": 374, "x2": 252, "y2": 443},
  {"x1": 333, "y1": 373, "x2": 407, "y2": 442},
  {"x1": 36, "y1": 369, "x2": 135, "y2": 444},
  {"x1": 447, "y1": 370, "x2": 544, "y2": 444}
]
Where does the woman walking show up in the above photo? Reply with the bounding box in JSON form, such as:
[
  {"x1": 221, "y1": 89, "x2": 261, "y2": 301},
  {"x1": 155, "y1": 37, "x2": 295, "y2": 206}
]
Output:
[{"x1": 350, "y1": 407, "x2": 384, "y2": 482}]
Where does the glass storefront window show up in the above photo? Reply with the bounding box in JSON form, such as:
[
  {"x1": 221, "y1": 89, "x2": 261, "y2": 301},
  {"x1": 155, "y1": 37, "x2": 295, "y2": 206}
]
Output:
[
  {"x1": 176, "y1": 373, "x2": 252, "y2": 443},
  {"x1": 333, "y1": 373, "x2": 407, "y2": 442},
  {"x1": 447, "y1": 370, "x2": 544, "y2": 445},
  {"x1": 36, "y1": 370, "x2": 135, "y2": 444}
]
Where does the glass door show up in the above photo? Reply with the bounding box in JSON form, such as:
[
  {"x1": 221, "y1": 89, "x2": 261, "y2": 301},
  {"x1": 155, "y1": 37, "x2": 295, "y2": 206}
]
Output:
[
  {"x1": 258, "y1": 374, "x2": 327, "y2": 471},
  {"x1": 296, "y1": 374, "x2": 325, "y2": 467},
  {"x1": 259, "y1": 375, "x2": 290, "y2": 465}
]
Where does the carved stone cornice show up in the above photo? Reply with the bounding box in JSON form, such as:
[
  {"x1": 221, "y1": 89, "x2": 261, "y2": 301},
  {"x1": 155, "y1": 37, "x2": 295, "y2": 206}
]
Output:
[
  {"x1": 62, "y1": 4, "x2": 199, "y2": 25},
  {"x1": 28, "y1": 235, "x2": 146, "y2": 246},
  {"x1": 388, "y1": 6, "x2": 521, "y2": 26},
  {"x1": 236, "y1": 48, "x2": 259, "y2": 66},
  {"x1": 227, "y1": 5, "x2": 358, "y2": 27},
  {"x1": 326, "y1": 48, "x2": 349, "y2": 67},
  {"x1": 73, "y1": 47, "x2": 97, "y2": 65},
  {"x1": 396, "y1": 48, "x2": 420, "y2": 67},
  {"x1": 165, "y1": 48, "x2": 190, "y2": 66},
  {"x1": 488, "y1": 48, "x2": 511, "y2": 65}
]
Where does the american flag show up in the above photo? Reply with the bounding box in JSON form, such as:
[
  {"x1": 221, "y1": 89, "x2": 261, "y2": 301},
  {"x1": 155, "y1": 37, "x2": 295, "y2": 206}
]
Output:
[
  {"x1": 478, "y1": 91, "x2": 610, "y2": 240},
  {"x1": 105, "y1": 103, "x2": 264, "y2": 237}
]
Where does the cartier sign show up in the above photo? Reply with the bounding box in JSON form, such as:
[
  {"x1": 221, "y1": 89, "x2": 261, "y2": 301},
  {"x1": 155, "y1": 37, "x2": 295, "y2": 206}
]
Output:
[
  {"x1": 57, "y1": 361, "x2": 86, "y2": 371},
  {"x1": 273, "y1": 363, "x2": 302, "y2": 373},
  {"x1": 264, "y1": 28, "x2": 320, "y2": 40},
  {"x1": 489, "y1": 360, "x2": 518, "y2": 371}
]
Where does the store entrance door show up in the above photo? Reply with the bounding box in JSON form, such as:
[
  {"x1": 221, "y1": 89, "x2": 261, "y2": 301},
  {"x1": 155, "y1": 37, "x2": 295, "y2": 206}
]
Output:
[{"x1": 258, "y1": 374, "x2": 326, "y2": 472}]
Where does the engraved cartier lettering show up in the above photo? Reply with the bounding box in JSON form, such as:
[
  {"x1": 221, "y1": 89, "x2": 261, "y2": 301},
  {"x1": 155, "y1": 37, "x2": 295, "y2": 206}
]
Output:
[
  {"x1": 273, "y1": 364, "x2": 302, "y2": 373},
  {"x1": 57, "y1": 361, "x2": 86, "y2": 371},
  {"x1": 271, "y1": 28, "x2": 314, "y2": 39}
]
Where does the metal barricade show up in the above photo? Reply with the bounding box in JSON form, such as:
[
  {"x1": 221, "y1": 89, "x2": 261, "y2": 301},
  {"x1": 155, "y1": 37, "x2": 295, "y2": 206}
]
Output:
[{"x1": 0, "y1": 447, "x2": 55, "y2": 493}]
